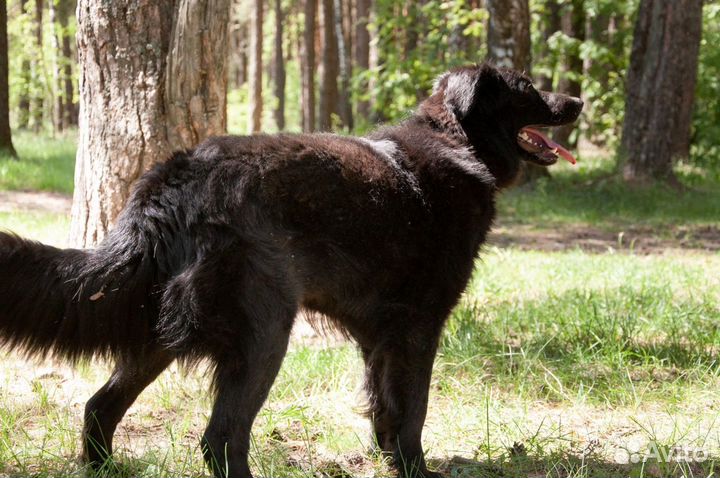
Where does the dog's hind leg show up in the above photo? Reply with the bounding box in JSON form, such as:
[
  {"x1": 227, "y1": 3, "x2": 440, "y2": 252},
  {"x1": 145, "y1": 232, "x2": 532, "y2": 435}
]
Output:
[
  {"x1": 197, "y1": 257, "x2": 297, "y2": 478},
  {"x1": 82, "y1": 347, "x2": 174, "y2": 469},
  {"x1": 360, "y1": 320, "x2": 443, "y2": 478}
]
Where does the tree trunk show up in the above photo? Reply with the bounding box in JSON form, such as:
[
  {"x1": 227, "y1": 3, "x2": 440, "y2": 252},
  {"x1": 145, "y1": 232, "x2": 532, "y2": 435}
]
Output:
[
  {"x1": 165, "y1": 0, "x2": 229, "y2": 148},
  {"x1": 487, "y1": 0, "x2": 544, "y2": 182},
  {"x1": 273, "y1": 0, "x2": 285, "y2": 130},
  {"x1": 334, "y1": 0, "x2": 352, "y2": 129},
  {"x1": 0, "y1": 0, "x2": 16, "y2": 157},
  {"x1": 486, "y1": 0, "x2": 531, "y2": 72},
  {"x1": 17, "y1": 0, "x2": 30, "y2": 128},
  {"x1": 553, "y1": 0, "x2": 584, "y2": 148},
  {"x1": 319, "y1": 0, "x2": 339, "y2": 131},
  {"x1": 31, "y1": 0, "x2": 44, "y2": 132},
  {"x1": 535, "y1": 0, "x2": 560, "y2": 91},
  {"x1": 71, "y1": 0, "x2": 231, "y2": 247},
  {"x1": 248, "y1": 0, "x2": 263, "y2": 133},
  {"x1": 354, "y1": 0, "x2": 369, "y2": 123},
  {"x1": 49, "y1": 0, "x2": 62, "y2": 133},
  {"x1": 300, "y1": 0, "x2": 316, "y2": 131},
  {"x1": 620, "y1": 0, "x2": 703, "y2": 185},
  {"x1": 60, "y1": 0, "x2": 77, "y2": 128}
]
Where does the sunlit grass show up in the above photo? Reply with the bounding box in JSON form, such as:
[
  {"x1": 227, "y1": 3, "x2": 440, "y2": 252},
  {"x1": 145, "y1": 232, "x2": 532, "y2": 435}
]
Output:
[{"x1": 0, "y1": 131, "x2": 76, "y2": 194}]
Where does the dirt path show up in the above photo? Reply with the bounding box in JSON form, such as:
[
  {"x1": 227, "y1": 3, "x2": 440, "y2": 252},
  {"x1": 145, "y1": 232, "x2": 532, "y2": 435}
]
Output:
[
  {"x1": 0, "y1": 190, "x2": 72, "y2": 214},
  {"x1": 1, "y1": 191, "x2": 718, "y2": 253},
  {"x1": 488, "y1": 222, "x2": 720, "y2": 254}
]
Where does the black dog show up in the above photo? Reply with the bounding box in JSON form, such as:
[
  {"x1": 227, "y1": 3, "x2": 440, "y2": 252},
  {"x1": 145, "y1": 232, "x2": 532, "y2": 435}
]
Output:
[{"x1": 0, "y1": 63, "x2": 582, "y2": 478}]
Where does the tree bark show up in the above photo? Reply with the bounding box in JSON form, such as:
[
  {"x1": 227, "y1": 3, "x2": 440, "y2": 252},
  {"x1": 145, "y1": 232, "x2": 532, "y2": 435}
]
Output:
[
  {"x1": 319, "y1": 0, "x2": 339, "y2": 131},
  {"x1": 248, "y1": 0, "x2": 263, "y2": 133},
  {"x1": 354, "y1": 0, "x2": 369, "y2": 123},
  {"x1": 487, "y1": 0, "x2": 544, "y2": 182},
  {"x1": 273, "y1": 0, "x2": 285, "y2": 130},
  {"x1": 17, "y1": 0, "x2": 30, "y2": 128},
  {"x1": 71, "y1": 0, "x2": 231, "y2": 247},
  {"x1": 165, "y1": 0, "x2": 229, "y2": 148},
  {"x1": 300, "y1": 0, "x2": 316, "y2": 131},
  {"x1": 334, "y1": 0, "x2": 352, "y2": 129},
  {"x1": 0, "y1": 0, "x2": 16, "y2": 157},
  {"x1": 553, "y1": 0, "x2": 584, "y2": 148},
  {"x1": 486, "y1": 0, "x2": 531, "y2": 72},
  {"x1": 620, "y1": 0, "x2": 703, "y2": 185},
  {"x1": 535, "y1": 0, "x2": 560, "y2": 91},
  {"x1": 31, "y1": 0, "x2": 44, "y2": 132}
]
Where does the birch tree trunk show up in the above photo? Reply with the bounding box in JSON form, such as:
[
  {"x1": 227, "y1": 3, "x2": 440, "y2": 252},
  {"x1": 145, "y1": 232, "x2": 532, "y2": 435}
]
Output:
[
  {"x1": 620, "y1": 0, "x2": 703, "y2": 185},
  {"x1": 486, "y1": 0, "x2": 531, "y2": 72},
  {"x1": 71, "y1": 0, "x2": 231, "y2": 247}
]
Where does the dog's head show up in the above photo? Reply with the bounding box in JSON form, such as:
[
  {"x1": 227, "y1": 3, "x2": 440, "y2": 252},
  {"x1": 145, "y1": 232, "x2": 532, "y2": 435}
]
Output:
[{"x1": 420, "y1": 63, "x2": 583, "y2": 187}]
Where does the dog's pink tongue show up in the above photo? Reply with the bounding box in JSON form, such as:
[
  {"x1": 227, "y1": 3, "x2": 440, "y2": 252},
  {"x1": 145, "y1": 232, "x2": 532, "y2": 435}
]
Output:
[{"x1": 523, "y1": 127, "x2": 577, "y2": 165}]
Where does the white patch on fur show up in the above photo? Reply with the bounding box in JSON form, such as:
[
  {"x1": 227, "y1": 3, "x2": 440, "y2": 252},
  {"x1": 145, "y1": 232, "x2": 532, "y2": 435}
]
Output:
[
  {"x1": 438, "y1": 145, "x2": 495, "y2": 186},
  {"x1": 444, "y1": 71, "x2": 478, "y2": 119},
  {"x1": 359, "y1": 138, "x2": 421, "y2": 194},
  {"x1": 432, "y1": 73, "x2": 449, "y2": 94}
]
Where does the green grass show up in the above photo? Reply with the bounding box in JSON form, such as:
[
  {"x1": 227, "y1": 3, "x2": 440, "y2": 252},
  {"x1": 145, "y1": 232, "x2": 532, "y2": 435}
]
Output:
[
  {"x1": 499, "y1": 157, "x2": 720, "y2": 227},
  {"x1": 0, "y1": 131, "x2": 76, "y2": 194}
]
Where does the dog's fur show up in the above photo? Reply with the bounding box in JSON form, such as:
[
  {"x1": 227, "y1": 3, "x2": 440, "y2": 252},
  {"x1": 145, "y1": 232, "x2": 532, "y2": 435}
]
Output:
[{"x1": 0, "y1": 63, "x2": 582, "y2": 478}]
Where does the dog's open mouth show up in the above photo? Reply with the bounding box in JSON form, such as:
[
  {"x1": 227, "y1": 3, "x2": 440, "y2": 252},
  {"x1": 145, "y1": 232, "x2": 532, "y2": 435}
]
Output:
[{"x1": 517, "y1": 127, "x2": 577, "y2": 166}]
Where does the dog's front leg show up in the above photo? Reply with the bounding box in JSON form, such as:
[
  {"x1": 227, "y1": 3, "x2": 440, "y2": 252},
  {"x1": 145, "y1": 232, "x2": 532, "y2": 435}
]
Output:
[{"x1": 362, "y1": 323, "x2": 443, "y2": 478}]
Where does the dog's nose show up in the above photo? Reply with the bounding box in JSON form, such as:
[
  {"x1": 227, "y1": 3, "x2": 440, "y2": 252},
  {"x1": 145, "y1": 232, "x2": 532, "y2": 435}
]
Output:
[{"x1": 572, "y1": 97, "x2": 584, "y2": 112}]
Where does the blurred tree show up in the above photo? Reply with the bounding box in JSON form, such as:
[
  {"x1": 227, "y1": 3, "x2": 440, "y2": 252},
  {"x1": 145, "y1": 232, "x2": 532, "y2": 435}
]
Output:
[
  {"x1": 534, "y1": 0, "x2": 560, "y2": 92},
  {"x1": 71, "y1": 0, "x2": 231, "y2": 247},
  {"x1": 273, "y1": 0, "x2": 286, "y2": 130},
  {"x1": 487, "y1": 0, "x2": 531, "y2": 71},
  {"x1": 553, "y1": 0, "x2": 584, "y2": 147},
  {"x1": 301, "y1": 0, "x2": 316, "y2": 131},
  {"x1": 248, "y1": 0, "x2": 263, "y2": 133},
  {"x1": 319, "y1": 0, "x2": 339, "y2": 130},
  {"x1": 335, "y1": 0, "x2": 352, "y2": 129},
  {"x1": 620, "y1": 0, "x2": 703, "y2": 185},
  {"x1": 0, "y1": 0, "x2": 16, "y2": 157},
  {"x1": 30, "y1": 0, "x2": 43, "y2": 132},
  {"x1": 17, "y1": 0, "x2": 30, "y2": 128},
  {"x1": 354, "y1": 0, "x2": 370, "y2": 123},
  {"x1": 48, "y1": 0, "x2": 76, "y2": 132}
]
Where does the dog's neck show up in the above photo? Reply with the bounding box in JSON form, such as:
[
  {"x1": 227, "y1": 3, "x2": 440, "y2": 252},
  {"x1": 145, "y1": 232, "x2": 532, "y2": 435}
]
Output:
[{"x1": 415, "y1": 98, "x2": 521, "y2": 189}]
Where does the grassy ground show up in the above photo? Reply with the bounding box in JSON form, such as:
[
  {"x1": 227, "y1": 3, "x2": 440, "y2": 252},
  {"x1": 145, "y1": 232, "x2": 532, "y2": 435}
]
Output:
[{"x1": 0, "y1": 136, "x2": 719, "y2": 477}]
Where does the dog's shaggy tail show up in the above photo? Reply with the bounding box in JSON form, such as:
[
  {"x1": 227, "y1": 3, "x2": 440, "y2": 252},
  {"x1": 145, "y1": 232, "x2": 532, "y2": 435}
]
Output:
[{"x1": 0, "y1": 232, "x2": 160, "y2": 362}]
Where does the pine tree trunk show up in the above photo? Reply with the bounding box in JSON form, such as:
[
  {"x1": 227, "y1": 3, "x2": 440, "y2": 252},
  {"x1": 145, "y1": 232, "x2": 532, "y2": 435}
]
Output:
[
  {"x1": 553, "y1": 0, "x2": 584, "y2": 147},
  {"x1": 486, "y1": 0, "x2": 531, "y2": 72},
  {"x1": 301, "y1": 0, "x2": 316, "y2": 131},
  {"x1": 59, "y1": 0, "x2": 77, "y2": 129},
  {"x1": 319, "y1": 0, "x2": 339, "y2": 131},
  {"x1": 535, "y1": 0, "x2": 560, "y2": 91},
  {"x1": 354, "y1": 0, "x2": 369, "y2": 122},
  {"x1": 17, "y1": 0, "x2": 30, "y2": 128},
  {"x1": 487, "y1": 0, "x2": 544, "y2": 182},
  {"x1": 165, "y1": 0, "x2": 230, "y2": 148},
  {"x1": 620, "y1": 0, "x2": 703, "y2": 185},
  {"x1": 0, "y1": 0, "x2": 16, "y2": 157},
  {"x1": 334, "y1": 0, "x2": 352, "y2": 129},
  {"x1": 71, "y1": 0, "x2": 231, "y2": 247},
  {"x1": 31, "y1": 0, "x2": 44, "y2": 133},
  {"x1": 273, "y1": 0, "x2": 285, "y2": 130},
  {"x1": 248, "y1": 0, "x2": 263, "y2": 133},
  {"x1": 48, "y1": 0, "x2": 63, "y2": 133}
]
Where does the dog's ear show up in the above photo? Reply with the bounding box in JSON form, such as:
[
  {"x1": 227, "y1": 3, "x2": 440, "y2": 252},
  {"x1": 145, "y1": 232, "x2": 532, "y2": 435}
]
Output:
[{"x1": 440, "y1": 65, "x2": 504, "y2": 120}]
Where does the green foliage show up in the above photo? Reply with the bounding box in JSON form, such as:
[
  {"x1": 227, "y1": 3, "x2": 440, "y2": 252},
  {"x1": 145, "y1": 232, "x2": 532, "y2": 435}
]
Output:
[{"x1": 691, "y1": 3, "x2": 720, "y2": 171}]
